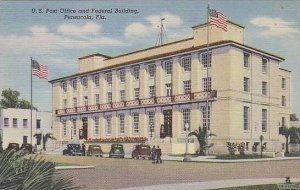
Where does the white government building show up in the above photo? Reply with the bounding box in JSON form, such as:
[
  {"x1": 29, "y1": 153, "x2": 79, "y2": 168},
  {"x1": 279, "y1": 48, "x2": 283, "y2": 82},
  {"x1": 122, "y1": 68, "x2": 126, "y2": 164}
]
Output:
[
  {"x1": 49, "y1": 21, "x2": 291, "y2": 154},
  {"x1": 0, "y1": 108, "x2": 52, "y2": 150}
]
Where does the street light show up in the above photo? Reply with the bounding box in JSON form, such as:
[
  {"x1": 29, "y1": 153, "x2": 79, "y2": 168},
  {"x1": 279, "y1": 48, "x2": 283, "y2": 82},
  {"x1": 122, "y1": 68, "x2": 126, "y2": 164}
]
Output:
[
  {"x1": 259, "y1": 135, "x2": 264, "y2": 158},
  {"x1": 183, "y1": 123, "x2": 191, "y2": 161}
]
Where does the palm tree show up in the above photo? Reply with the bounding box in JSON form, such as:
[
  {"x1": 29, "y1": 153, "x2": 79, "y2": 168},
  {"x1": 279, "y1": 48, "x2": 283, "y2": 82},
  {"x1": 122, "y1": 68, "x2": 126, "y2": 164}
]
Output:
[
  {"x1": 279, "y1": 126, "x2": 300, "y2": 154},
  {"x1": 34, "y1": 133, "x2": 56, "y2": 151},
  {"x1": 188, "y1": 126, "x2": 216, "y2": 156},
  {"x1": 0, "y1": 150, "x2": 79, "y2": 190}
]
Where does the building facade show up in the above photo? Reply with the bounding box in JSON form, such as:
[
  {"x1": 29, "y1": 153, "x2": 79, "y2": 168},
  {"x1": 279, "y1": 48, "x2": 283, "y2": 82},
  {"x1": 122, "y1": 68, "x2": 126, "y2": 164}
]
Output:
[
  {"x1": 50, "y1": 21, "x2": 291, "y2": 154},
  {"x1": 0, "y1": 108, "x2": 52, "y2": 149}
]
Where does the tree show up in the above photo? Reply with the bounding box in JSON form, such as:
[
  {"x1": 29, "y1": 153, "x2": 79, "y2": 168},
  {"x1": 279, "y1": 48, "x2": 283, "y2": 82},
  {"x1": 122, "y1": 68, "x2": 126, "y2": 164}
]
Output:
[
  {"x1": 0, "y1": 150, "x2": 79, "y2": 190},
  {"x1": 290, "y1": 114, "x2": 299, "y2": 121},
  {"x1": 188, "y1": 126, "x2": 216, "y2": 156},
  {"x1": 34, "y1": 133, "x2": 56, "y2": 151},
  {"x1": 0, "y1": 89, "x2": 37, "y2": 110},
  {"x1": 279, "y1": 126, "x2": 300, "y2": 154}
]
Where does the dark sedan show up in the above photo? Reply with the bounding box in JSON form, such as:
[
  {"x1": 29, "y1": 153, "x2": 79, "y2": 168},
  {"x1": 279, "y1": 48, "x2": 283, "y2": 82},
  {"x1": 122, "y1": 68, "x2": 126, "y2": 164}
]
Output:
[
  {"x1": 63, "y1": 144, "x2": 83, "y2": 156},
  {"x1": 109, "y1": 144, "x2": 125, "y2": 158}
]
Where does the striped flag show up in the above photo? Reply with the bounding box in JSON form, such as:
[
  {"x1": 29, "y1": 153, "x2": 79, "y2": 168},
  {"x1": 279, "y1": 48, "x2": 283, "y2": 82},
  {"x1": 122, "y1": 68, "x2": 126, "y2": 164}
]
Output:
[
  {"x1": 32, "y1": 60, "x2": 48, "y2": 79},
  {"x1": 209, "y1": 9, "x2": 227, "y2": 31}
]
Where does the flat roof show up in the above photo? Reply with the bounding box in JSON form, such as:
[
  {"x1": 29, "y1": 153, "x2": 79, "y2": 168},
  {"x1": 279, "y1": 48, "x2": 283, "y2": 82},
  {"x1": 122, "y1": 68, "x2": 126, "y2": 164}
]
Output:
[{"x1": 49, "y1": 40, "x2": 285, "y2": 83}]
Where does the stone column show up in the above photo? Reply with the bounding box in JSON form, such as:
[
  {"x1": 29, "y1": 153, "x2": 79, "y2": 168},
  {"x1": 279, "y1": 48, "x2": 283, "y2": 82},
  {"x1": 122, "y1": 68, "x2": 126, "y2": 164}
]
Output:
[
  {"x1": 112, "y1": 70, "x2": 119, "y2": 102},
  {"x1": 191, "y1": 53, "x2": 201, "y2": 93},
  {"x1": 99, "y1": 73, "x2": 106, "y2": 104},
  {"x1": 66, "y1": 80, "x2": 73, "y2": 108},
  {"x1": 125, "y1": 110, "x2": 132, "y2": 136},
  {"x1": 172, "y1": 105, "x2": 181, "y2": 139},
  {"x1": 190, "y1": 103, "x2": 200, "y2": 131},
  {"x1": 139, "y1": 109, "x2": 147, "y2": 137},
  {"x1": 155, "y1": 107, "x2": 164, "y2": 138},
  {"x1": 172, "y1": 56, "x2": 183, "y2": 95},
  {"x1": 155, "y1": 60, "x2": 164, "y2": 96},
  {"x1": 111, "y1": 111, "x2": 117, "y2": 137},
  {"x1": 87, "y1": 115, "x2": 94, "y2": 139},
  {"x1": 139, "y1": 64, "x2": 147, "y2": 99},
  {"x1": 125, "y1": 67, "x2": 133, "y2": 101},
  {"x1": 88, "y1": 75, "x2": 94, "y2": 105},
  {"x1": 77, "y1": 77, "x2": 83, "y2": 106}
]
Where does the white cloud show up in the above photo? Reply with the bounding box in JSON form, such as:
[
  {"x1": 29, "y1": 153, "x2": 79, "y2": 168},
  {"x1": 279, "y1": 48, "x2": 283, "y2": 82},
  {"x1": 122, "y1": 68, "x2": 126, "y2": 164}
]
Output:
[
  {"x1": 57, "y1": 22, "x2": 101, "y2": 35},
  {"x1": 250, "y1": 17, "x2": 300, "y2": 37},
  {"x1": 124, "y1": 12, "x2": 184, "y2": 40},
  {"x1": 0, "y1": 24, "x2": 123, "y2": 55}
]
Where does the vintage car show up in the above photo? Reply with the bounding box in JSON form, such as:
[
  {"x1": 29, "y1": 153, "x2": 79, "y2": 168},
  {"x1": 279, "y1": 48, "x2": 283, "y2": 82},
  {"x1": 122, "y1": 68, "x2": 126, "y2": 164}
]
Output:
[
  {"x1": 6, "y1": 143, "x2": 20, "y2": 151},
  {"x1": 132, "y1": 144, "x2": 151, "y2": 159},
  {"x1": 62, "y1": 144, "x2": 83, "y2": 156},
  {"x1": 109, "y1": 144, "x2": 125, "y2": 158},
  {"x1": 19, "y1": 143, "x2": 33, "y2": 154},
  {"x1": 87, "y1": 145, "x2": 103, "y2": 157}
]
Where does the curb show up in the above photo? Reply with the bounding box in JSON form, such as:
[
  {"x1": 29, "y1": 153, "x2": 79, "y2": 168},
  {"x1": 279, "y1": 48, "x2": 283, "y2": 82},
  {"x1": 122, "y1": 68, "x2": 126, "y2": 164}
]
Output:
[{"x1": 55, "y1": 165, "x2": 95, "y2": 170}]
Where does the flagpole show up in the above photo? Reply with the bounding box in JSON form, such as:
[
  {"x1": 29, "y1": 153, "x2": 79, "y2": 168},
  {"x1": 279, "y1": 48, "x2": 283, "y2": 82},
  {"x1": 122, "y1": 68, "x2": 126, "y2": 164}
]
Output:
[
  {"x1": 206, "y1": 4, "x2": 210, "y2": 132},
  {"x1": 30, "y1": 57, "x2": 33, "y2": 145}
]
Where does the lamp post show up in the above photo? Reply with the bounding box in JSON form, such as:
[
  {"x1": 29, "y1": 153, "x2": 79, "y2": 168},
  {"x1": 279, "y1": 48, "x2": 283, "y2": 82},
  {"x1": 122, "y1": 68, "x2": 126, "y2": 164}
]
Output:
[
  {"x1": 183, "y1": 123, "x2": 191, "y2": 161},
  {"x1": 259, "y1": 135, "x2": 264, "y2": 158}
]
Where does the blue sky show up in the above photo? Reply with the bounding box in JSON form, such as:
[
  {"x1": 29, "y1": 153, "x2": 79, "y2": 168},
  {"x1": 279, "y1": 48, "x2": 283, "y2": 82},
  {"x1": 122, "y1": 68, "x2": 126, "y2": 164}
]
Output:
[{"x1": 0, "y1": 0, "x2": 299, "y2": 118}]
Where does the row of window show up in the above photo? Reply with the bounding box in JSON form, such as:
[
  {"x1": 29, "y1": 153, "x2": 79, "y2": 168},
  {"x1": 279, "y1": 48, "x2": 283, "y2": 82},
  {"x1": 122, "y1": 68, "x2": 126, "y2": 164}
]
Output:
[
  {"x1": 3, "y1": 118, "x2": 41, "y2": 128},
  {"x1": 243, "y1": 107, "x2": 268, "y2": 131},
  {"x1": 62, "y1": 78, "x2": 212, "y2": 108},
  {"x1": 243, "y1": 53, "x2": 268, "y2": 73},
  {"x1": 61, "y1": 107, "x2": 211, "y2": 136},
  {"x1": 61, "y1": 53, "x2": 213, "y2": 93}
]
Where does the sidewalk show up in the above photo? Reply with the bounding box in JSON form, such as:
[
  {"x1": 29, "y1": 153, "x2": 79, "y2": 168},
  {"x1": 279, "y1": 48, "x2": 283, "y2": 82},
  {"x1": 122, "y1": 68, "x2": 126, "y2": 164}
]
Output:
[{"x1": 118, "y1": 178, "x2": 300, "y2": 190}]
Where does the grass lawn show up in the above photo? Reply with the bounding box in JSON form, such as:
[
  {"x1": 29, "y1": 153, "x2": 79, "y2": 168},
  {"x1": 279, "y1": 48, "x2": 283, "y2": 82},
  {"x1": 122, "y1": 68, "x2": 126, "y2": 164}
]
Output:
[
  {"x1": 213, "y1": 183, "x2": 300, "y2": 190},
  {"x1": 215, "y1": 154, "x2": 272, "y2": 160}
]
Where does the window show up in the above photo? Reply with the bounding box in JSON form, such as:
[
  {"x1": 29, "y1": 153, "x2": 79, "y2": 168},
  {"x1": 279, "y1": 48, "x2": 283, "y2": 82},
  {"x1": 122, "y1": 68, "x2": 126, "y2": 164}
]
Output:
[
  {"x1": 148, "y1": 64, "x2": 156, "y2": 78},
  {"x1": 94, "y1": 75, "x2": 99, "y2": 87},
  {"x1": 84, "y1": 96, "x2": 88, "y2": 106},
  {"x1": 134, "y1": 88, "x2": 140, "y2": 100},
  {"x1": 36, "y1": 119, "x2": 41, "y2": 129},
  {"x1": 4, "y1": 118, "x2": 9, "y2": 127},
  {"x1": 94, "y1": 117, "x2": 99, "y2": 135},
  {"x1": 23, "y1": 119, "x2": 28, "y2": 128},
  {"x1": 62, "y1": 120, "x2": 66, "y2": 136},
  {"x1": 63, "y1": 99, "x2": 67, "y2": 108},
  {"x1": 107, "y1": 92, "x2": 112, "y2": 103},
  {"x1": 183, "y1": 80, "x2": 191, "y2": 94},
  {"x1": 106, "y1": 72, "x2": 112, "y2": 85},
  {"x1": 120, "y1": 90, "x2": 125, "y2": 101},
  {"x1": 282, "y1": 96, "x2": 286, "y2": 106},
  {"x1": 262, "y1": 57, "x2": 268, "y2": 72},
  {"x1": 95, "y1": 94, "x2": 100, "y2": 104},
  {"x1": 119, "y1": 114, "x2": 125, "y2": 135},
  {"x1": 282, "y1": 117, "x2": 286, "y2": 127},
  {"x1": 202, "y1": 106, "x2": 211, "y2": 130},
  {"x1": 149, "y1": 86, "x2": 156, "y2": 98},
  {"x1": 62, "y1": 82, "x2": 67, "y2": 92},
  {"x1": 182, "y1": 109, "x2": 190, "y2": 131},
  {"x1": 82, "y1": 77, "x2": 88, "y2": 88},
  {"x1": 166, "y1": 83, "x2": 172, "y2": 96},
  {"x1": 133, "y1": 66, "x2": 140, "y2": 80},
  {"x1": 262, "y1": 81, "x2": 267, "y2": 95},
  {"x1": 164, "y1": 60, "x2": 173, "y2": 74},
  {"x1": 244, "y1": 53, "x2": 250, "y2": 68},
  {"x1": 132, "y1": 113, "x2": 139, "y2": 134},
  {"x1": 72, "y1": 79, "x2": 77, "y2": 90},
  {"x1": 73, "y1": 97, "x2": 77, "y2": 107},
  {"x1": 119, "y1": 69, "x2": 125, "y2": 82},
  {"x1": 105, "y1": 116, "x2": 112, "y2": 135},
  {"x1": 13, "y1": 118, "x2": 17, "y2": 128},
  {"x1": 262, "y1": 109, "x2": 267, "y2": 132},
  {"x1": 282, "y1": 78, "x2": 286, "y2": 89},
  {"x1": 202, "y1": 52, "x2": 212, "y2": 68},
  {"x1": 148, "y1": 112, "x2": 155, "y2": 134},
  {"x1": 244, "y1": 77, "x2": 250, "y2": 92},
  {"x1": 182, "y1": 57, "x2": 191, "y2": 72},
  {"x1": 72, "y1": 119, "x2": 77, "y2": 136},
  {"x1": 202, "y1": 77, "x2": 211, "y2": 92},
  {"x1": 244, "y1": 107, "x2": 249, "y2": 130}
]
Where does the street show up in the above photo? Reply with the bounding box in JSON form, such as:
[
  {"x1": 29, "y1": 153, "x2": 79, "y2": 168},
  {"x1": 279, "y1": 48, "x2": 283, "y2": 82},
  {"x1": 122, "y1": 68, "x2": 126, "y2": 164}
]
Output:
[{"x1": 41, "y1": 155, "x2": 300, "y2": 190}]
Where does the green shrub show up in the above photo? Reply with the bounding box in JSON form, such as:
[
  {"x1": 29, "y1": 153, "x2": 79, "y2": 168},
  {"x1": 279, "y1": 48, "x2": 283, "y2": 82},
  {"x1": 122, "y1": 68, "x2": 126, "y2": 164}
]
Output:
[
  {"x1": 237, "y1": 142, "x2": 246, "y2": 155},
  {"x1": 226, "y1": 142, "x2": 237, "y2": 155}
]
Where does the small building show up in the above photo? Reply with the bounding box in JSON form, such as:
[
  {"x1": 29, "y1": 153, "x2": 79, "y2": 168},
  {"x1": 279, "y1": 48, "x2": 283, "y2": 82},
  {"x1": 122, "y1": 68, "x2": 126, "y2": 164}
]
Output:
[{"x1": 0, "y1": 108, "x2": 52, "y2": 150}]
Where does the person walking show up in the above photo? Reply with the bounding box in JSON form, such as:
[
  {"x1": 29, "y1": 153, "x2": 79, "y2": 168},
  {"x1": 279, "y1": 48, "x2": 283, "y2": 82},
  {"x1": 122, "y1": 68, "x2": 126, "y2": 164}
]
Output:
[
  {"x1": 151, "y1": 145, "x2": 156, "y2": 164},
  {"x1": 82, "y1": 143, "x2": 86, "y2": 156},
  {"x1": 156, "y1": 146, "x2": 162, "y2": 164}
]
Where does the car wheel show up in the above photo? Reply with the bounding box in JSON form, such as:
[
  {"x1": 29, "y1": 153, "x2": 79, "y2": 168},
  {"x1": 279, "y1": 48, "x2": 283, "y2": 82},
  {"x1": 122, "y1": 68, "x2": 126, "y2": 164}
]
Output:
[
  {"x1": 122, "y1": 156, "x2": 125, "y2": 159},
  {"x1": 109, "y1": 155, "x2": 112, "y2": 158}
]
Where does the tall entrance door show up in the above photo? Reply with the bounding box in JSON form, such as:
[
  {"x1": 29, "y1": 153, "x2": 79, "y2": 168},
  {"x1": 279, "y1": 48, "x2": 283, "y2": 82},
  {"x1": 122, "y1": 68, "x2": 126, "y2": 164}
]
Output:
[
  {"x1": 161, "y1": 110, "x2": 172, "y2": 138},
  {"x1": 79, "y1": 117, "x2": 88, "y2": 139}
]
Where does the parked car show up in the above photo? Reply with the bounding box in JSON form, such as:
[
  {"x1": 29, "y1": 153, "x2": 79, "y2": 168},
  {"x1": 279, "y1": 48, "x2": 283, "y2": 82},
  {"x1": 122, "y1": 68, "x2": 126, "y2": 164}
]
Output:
[
  {"x1": 109, "y1": 144, "x2": 125, "y2": 158},
  {"x1": 132, "y1": 144, "x2": 151, "y2": 159},
  {"x1": 6, "y1": 143, "x2": 20, "y2": 151},
  {"x1": 19, "y1": 143, "x2": 33, "y2": 154},
  {"x1": 87, "y1": 145, "x2": 103, "y2": 157},
  {"x1": 62, "y1": 144, "x2": 83, "y2": 156}
]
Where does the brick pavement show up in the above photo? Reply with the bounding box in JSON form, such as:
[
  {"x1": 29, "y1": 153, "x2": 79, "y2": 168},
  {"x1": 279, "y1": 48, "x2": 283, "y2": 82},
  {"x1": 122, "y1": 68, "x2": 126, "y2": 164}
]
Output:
[{"x1": 41, "y1": 155, "x2": 300, "y2": 190}]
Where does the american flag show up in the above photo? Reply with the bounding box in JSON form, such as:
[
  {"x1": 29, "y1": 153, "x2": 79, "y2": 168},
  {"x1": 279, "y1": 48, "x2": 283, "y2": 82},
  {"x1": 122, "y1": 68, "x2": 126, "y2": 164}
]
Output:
[
  {"x1": 209, "y1": 9, "x2": 228, "y2": 31},
  {"x1": 32, "y1": 60, "x2": 48, "y2": 79}
]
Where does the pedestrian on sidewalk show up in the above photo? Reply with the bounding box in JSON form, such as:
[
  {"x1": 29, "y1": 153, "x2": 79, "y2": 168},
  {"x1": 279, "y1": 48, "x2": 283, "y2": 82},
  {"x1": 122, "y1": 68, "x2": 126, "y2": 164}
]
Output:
[
  {"x1": 151, "y1": 145, "x2": 156, "y2": 164},
  {"x1": 156, "y1": 146, "x2": 162, "y2": 164},
  {"x1": 82, "y1": 143, "x2": 86, "y2": 156}
]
